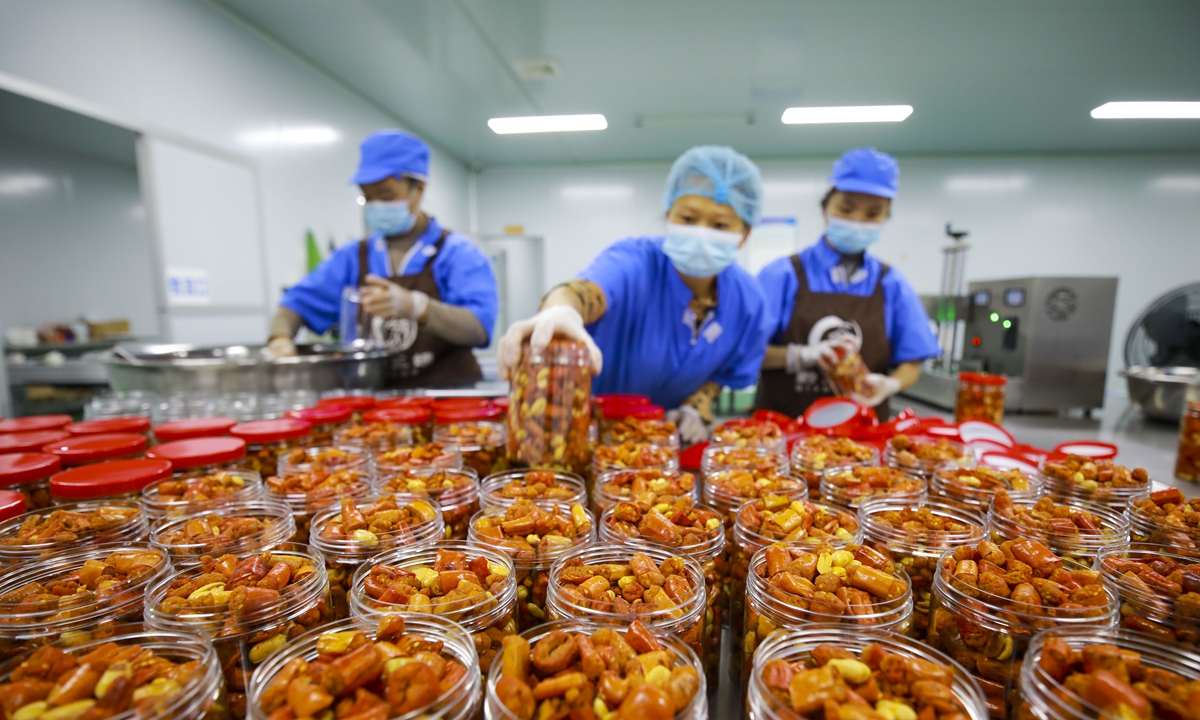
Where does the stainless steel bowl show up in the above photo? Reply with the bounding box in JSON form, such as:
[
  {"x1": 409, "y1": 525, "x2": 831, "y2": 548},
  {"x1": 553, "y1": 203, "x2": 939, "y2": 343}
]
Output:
[
  {"x1": 1122, "y1": 365, "x2": 1200, "y2": 422},
  {"x1": 104, "y1": 343, "x2": 390, "y2": 396}
]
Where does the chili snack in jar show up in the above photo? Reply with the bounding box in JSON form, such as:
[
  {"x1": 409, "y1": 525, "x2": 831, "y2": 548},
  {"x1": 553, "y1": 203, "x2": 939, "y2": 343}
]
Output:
[
  {"x1": 268, "y1": 447, "x2": 372, "y2": 542},
  {"x1": 145, "y1": 544, "x2": 332, "y2": 719},
  {"x1": 711, "y1": 419, "x2": 786, "y2": 455},
  {"x1": 374, "y1": 442, "x2": 462, "y2": 476},
  {"x1": 884, "y1": 435, "x2": 971, "y2": 479},
  {"x1": 749, "y1": 627, "x2": 988, "y2": 720},
  {"x1": 1177, "y1": 399, "x2": 1200, "y2": 482},
  {"x1": 434, "y1": 406, "x2": 509, "y2": 477},
  {"x1": 309, "y1": 495, "x2": 443, "y2": 619},
  {"x1": 926, "y1": 539, "x2": 1119, "y2": 719},
  {"x1": 988, "y1": 490, "x2": 1130, "y2": 568},
  {"x1": 349, "y1": 542, "x2": 517, "y2": 673},
  {"x1": 332, "y1": 418, "x2": 413, "y2": 453},
  {"x1": 379, "y1": 467, "x2": 480, "y2": 540},
  {"x1": 817, "y1": 343, "x2": 871, "y2": 398},
  {"x1": 1039, "y1": 455, "x2": 1151, "y2": 510},
  {"x1": 247, "y1": 613, "x2": 480, "y2": 720},
  {"x1": 1126, "y1": 487, "x2": 1200, "y2": 554},
  {"x1": 593, "y1": 468, "x2": 697, "y2": 514},
  {"x1": 469, "y1": 500, "x2": 594, "y2": 629},
  {"x1": 931, "y1": 462, "x2": 1041, "y2": 514},
  {"x1": 230, "y1": 419, "x2": 312, "y2": 481},
  {"x1": 603, "y1": 408, "x2": 680, "y2": 449},
  {"x1": 506, "y1": 338, "x2": 593, "y2": 475},
  {"x1": 0, "y1": 622, "x2": 229, "y2": 720},
  {"x1": 0, "y1": 543, "x2": 170, "y2": 661},
  {"x1": 956, "y1": 372, "x2": 1008, "y2": 424},
  {"x1": 699, "y1": 445, "x2": 787, "y2": 480},
  {"x1": 150, "y1": 499, "x2": 296, "y2": 566},
  {"x1": 821, "y1": 465, "x2": 925, "y2": 508},
  {"x1": 0, "y1": 452, "x2": 60, "y2": 510},
  {"x1": 485, "y1": 619, "x2": 706, "y2": 720},
  {"x1": 480, "y1": 469, "x2": 588, "y2": 510},
  {"x1": 0, "y1": 499, "x2": 146, "y2": 565},
  {"x1": 791, "y1": 434, "x2": 880, "y2": 493},
  {"x1": 141, "y1": 470, "x2": 263, "y2": 521},
  {"x1": 1096, "y1": 546, "x2": 1200, "y2": 648},
  {"x1": 703, "y1": 465, "x2": 808, "y2": 518},
  {"x1": 284, "y1": 405, "x2": 353, "y2": 447},
  {"x1": 593, "y1": 442, "x2": 678, "y2": 476}
]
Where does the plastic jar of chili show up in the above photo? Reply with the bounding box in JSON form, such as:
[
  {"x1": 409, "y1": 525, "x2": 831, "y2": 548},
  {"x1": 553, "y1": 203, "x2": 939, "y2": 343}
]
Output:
[
  {"x1": 1126, "y1": 487, "x2": 1200, "y2": 554},
  {"x1": 434, "y1": 405, "x2": 509, "y2": 477},
  {"x1": 884, "y1": 434, "x2": 971, "y2": 478},
  {"x1": 309, "y1": 494, "x2": 443, "y2": 619},
  {"x1": 747, "y1": 625, "x2": 988, "y2": 720},
  {"x1": 349, "y1": 541, "x2": 518, "y2": 672},
  {"x1": 315, "y1": 392, "x2": 376, "y2": 422},
  {"x1": 469, "y1": 500, "x2": 594, "y2": 629},
  {"x1": 0, "y1": 491, "x2": 24, "y2": 523},
  {"x1": 0, "y1": 498, "x2": 146, "y2": 565},
  {"x1": 247, "y1": 613, "x2": 481, "y2": 720},
  {"x1": 711, "y1": 418, "x2": 787, "y2": 456},
  {"x1": 931, "y1": 460, "x2": 1041, "y2": 514},
  {"x1": 483, "y1": 618, "x2": 708, "y2": 720},
  {"x1": 593, "y1": 393, "x2": 651, "y2": 419},
  {"x1": 230, "y1": 418, "x2": 312, "y2": 479},
  {"x1": 956, "y1": 372, "x2": 1008, "y2": 424},
  {"x1": 65, "y1": 415, "x2": 152, "y2": 438},
  {"x1": 820, "y1": 465, "x2": 926, "y2": 509},
  {"x1": 43, "y1": 432, "x2": 148, "y2": 469},
  {"x1": 593, "y1": 468, "x2": 698, "y2": 514},
  {"x1": 0, "y1": 414, "x2": 71, "y2": 434},
  {"x1": 789, "y1": 433, "x2": 880, "y2": 494},
  {"x1": 0, "y1": 452, "x2": 60, "y2": 509},
  {"x1": 593, "y1": 441, "x2": 679, "y2": 479},
  {"x1": 153, "y1": 416, "x2": 237, "y2": 442},
  {"x1": 333, "y1": 416, "x2": 414, "y2": 453},
  {"x1": 150, "y1": 498, "x2": 296, "y2": 567},
  {"x1": 0, "y1": 429, "x2": 70, "y2": 456},
  {"x1": 1177, "y1": 399, "x2": 1200, "y2": 481},
  {"x1": 284, "y1": 404, "x2": 353, "y2": 447},
  {"x1": 597, "y1": 500, "x2": 725, "y2": 684},
  {"x1": 703, "y1": 465, "x2": 808, "y2": 521},
  {"x1": 50, "y1": 457, "x2": 172, "y2": 504},
  {"x1": 374, "y1": 442, "x2": 463, "y2": 479},
  {"x1": 860, "y1": 496, "x2": 986, "y2": 639},
  {"x1": 988, "y1": 491, "x2": 1130, "y2": 568},
  {"x1": 363, "y1": 405, "x2": 432, "y2": 445},
  {"x1": 1094, "y1": 546, "x2": 1200, "y2": 647},
  {"x1": 700, "y1": 445, "x2": 788, "y2": 481},
  {"x1": 0, "y1": 543, "x2": 170, "y2": 661},
  {"x1": 506, "y1": 338, "x2": 593, "y2": 475},
  {"x1": 377, "y1": 467, "x2": 480, "y2": 540},
  {"x1": 146, "y1": 436, "x2": 249, "y2": 478},
  {"x1": 270, "y1": 446, "x2": 372, "y2": 542},
  {"x1": 1037, "y1": 455, "x2": 1152, "y2": 510},
  {"x1": 141, "y1": 467, "x2": 263, "y2": 522},
  {"x1": 145, "y1": 543, "x2": 333, "y2": 719},
  {"x1": 600, "y1": 404, "x2": 681, "y2": 449},
  {"x1": 480, "y1": 468, "x2": 588, "y2": 510}
]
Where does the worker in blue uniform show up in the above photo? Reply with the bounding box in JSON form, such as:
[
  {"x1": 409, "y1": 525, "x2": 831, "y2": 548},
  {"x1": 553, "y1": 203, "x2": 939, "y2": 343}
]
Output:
[
  {"x1": 755, "y1": 148, "x2": 940, "y2": 416},
  {"x1": 267, "y1": 130, "x2": 498, "y2": 388},
  {"x1": 497, "y1": 146, "x2": 772, "y2": 445}
]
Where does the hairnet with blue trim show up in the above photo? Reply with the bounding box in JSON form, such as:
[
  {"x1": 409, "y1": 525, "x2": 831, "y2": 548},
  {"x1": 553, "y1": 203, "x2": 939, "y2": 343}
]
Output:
[{"x1": 662, "y1": 145, "x2": 764, "y2": 227}]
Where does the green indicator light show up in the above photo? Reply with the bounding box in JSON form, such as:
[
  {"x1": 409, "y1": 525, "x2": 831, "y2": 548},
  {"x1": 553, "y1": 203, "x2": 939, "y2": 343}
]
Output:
[
  {"x1": 1002, "y1": 320, "x2": 1012, "y2": 329},
  {"x1": 990, "y1": 312, "x2": 1000, "y2": 322}
]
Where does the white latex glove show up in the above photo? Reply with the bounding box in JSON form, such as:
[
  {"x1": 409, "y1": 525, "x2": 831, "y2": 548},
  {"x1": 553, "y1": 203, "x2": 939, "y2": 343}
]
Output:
[
  {"x1": 666, "y1": 406, "x2": 709, "y2": 445},
  {"x1": 784, "y1": 335, "x2": 860, "y2": 374},
  {"x1": 361, "y1": 275, "x2": 429, "y2": 319},
  {"x1": 497, "y1": 305, "x2": 603, "y2": 381},
  {"x1": 852, "y1": 373, "x2": 902, "y2": 407},
  {"x1": 266, "y1": 336, "x2": 297, "y2": 358}
]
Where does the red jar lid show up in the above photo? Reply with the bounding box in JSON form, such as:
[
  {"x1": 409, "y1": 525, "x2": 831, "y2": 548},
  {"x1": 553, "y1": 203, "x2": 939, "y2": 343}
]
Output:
[
  {"x1": 50, "y1": 458, "x2": 173, "y2": 499},
  {"x1": 285, "y1": 405, "x2": 353, "y2": 426},
  {"x1": 595, "y1": 394, "x2": 651, "y2": 409},
  {"x1": 43, "y1": 433, "x2": 148, "y2": 467},
  {"x1": 492, "y1": 397, "x2": 510, "y2": 412},
  {"x1": 0, "y1": 453, "x2": 62, "y2": 486},
  {"x1": 154, "y1": 417, "x2": 237, "y2": 442},
  {"x1": 316, "y1": 395, "x2": 377, "y2": 413},
  {"x1": 376, "y1": 396, "x2": 434, "y2": 410},
  {"x1": 602, "y1": 404, "x2": 665, "y2": 421},
  {"x1": 0, "y1": 491, "x2": 26, "y2": 522},
  {"x1": 435, "y1": 405, "x2": 504, "y2": 423},
  {"x1": 230, "y1": 418, "x2": 312, "y2": 444},
  {"x1": 0, "y1": 415, "x2": 72, "y2": 434},
  {"x1": 1050, "y1": 440, "x2": 1118, "y2": 461},
  {"x1": 364, "y1": 407, "x2": 431, "y2": 425},
  {"x1": 147, "y1": 437, "x2": 246, "y2": 470},
  {"x1": 0, "y1": 430, "x2": 71, "y2": 454},
  {"x1": 66, "y1": 416, "x2": 151, "y2": 436},
  {"x1": 958, "y1": 372, "x2": 1007, "y2": 386}
]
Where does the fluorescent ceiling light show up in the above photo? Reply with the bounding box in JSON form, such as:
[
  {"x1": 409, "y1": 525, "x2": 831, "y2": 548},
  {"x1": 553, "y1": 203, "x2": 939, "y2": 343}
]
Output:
[
  {"x1": 488, "y1": 114, "x2": 607, "y2": 134},
  {"x1": 1091, "y1": 102, "x2": 1200, "y2": 119},
  {"x1": 0, "y1": 173, "x2": 53, "y2": 195},
  {"x1": 1149, "y1": 175, "x2": 1200, "y2": 192},
  {"x1": 560, "y1": 184, "x2": 633, "y2": 200},
  {"x1": 944, "y1": 175, "x2": 1029, "y2": 193},
  {"x1": 781, "y1": 105, "x2": 913, "y2": 124},
  {"x1": 239, "y1": 126, "x2": 340, "y2": 147}
]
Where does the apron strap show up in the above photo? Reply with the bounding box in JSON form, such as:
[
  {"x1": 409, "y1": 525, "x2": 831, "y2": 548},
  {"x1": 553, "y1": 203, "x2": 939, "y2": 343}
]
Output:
[
  {"x1": 790, "y1": 254, "x2": 810, "y2": 294},
  {"x1": 356, "y1": 238, "x2": 370, "y2": 289}
]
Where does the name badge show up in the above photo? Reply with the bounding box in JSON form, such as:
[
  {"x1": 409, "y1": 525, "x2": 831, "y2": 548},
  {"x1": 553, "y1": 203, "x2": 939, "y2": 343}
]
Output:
[{"x1": 702, "y1": 322, "x2": 723, "y2": 343}]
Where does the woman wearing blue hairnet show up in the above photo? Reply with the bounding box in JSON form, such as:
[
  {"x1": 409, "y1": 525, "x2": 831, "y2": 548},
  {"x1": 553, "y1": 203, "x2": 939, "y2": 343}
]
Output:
[
  {"x1": 497, "y1": 146, "x2": 772, "y2": 444},
  {"x1": 755, "y1": 148, "x2": 940, "y2": 417}
]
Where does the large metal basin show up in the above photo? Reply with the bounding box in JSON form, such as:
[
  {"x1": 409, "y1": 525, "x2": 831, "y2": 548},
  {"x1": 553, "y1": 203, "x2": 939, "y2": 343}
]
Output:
[
  {"x1": 1122, "y1": 365, "x2": 1200, "y2": 422},
  {"x1": 104, "y1": 343, "x2": 390, "y2": 396}
]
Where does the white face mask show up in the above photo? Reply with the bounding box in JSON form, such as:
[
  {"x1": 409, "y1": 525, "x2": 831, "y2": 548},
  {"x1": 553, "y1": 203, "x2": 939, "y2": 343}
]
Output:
[{"x1": 661, "y1": 222, "x2": 743, "y2": 278}]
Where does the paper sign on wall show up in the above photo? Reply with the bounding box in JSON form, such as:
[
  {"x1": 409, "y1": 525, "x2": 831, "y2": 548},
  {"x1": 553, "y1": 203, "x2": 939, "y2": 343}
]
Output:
[{"x1": 166, "y1": 268, "x2": 211, "y2": 305}]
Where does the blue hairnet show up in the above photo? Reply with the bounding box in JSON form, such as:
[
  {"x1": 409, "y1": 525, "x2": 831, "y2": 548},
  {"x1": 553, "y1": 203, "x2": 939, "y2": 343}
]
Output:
[{"x1": 662, "y1": 146, "x2": 764, "y2": 227}]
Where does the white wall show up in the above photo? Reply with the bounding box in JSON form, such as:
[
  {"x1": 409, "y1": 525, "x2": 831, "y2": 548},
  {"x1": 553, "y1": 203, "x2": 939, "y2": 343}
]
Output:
[
  {"x1": 476, "y1": 152, "x2": 1200, "y2": 396},
  {"x1": 0, "y1": 0, "x2": 470, "y2": 341}
]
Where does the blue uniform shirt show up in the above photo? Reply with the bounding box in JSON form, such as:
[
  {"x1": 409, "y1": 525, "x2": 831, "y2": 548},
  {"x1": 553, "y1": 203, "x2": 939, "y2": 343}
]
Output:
[
  {"x1": 579, "y1": 237, "x2": 772, "y2": 409},
  {"x1": 757, "y1": 238, "x2": 940, "y2": 366},
  {"x1": 280, "y1": 217, "x2": 498, "y2": 344}
]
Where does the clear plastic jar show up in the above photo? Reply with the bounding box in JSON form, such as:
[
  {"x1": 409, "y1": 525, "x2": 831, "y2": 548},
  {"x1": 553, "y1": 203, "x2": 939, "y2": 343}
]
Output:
[
  {"x1": 153, "y1": 416, "x2": 238, "y2": 442},
  {"x1": 790, "y1": 433, "x2": 880, "y2": 494},
  {"x1": 0, "y1": 428, "x2": 69, "y2": 455},
  {"x1": 506, "y1": 338, "x2": 593, "y2": 475},
  {"x1": 480, "y1": 468, "x2": 588, "y2": 510},
  {"x1": 711, "y1": 418, "x2": 787, "y2": 456},
  {"x1": 700, "y1": 445, "x2": 788, "y2": 483},
  {"x1": 1177, "y1": 399, "x2": 1200, "y2": 481},
  {"x1": 956, "y1": 372, "x2": 1008, "y2": 424},
  {"x1": 229, "y1": 418, "x2": 312, "y2": 479},
  {"x1": 885, "y1": 435, "x2": 971, "y2": 478},
  {"x1": 284, "y1": 404, "x2": 353, "y2": 446},
  {"x1": 1095, "y1": 546, "x2": 1200, "y2": 647},
  {"x1": 0, "y1": 452, "x2": 59, "y2": 509},
  {"x1": 468, "y1": 501, "x2": 594, "y2": 629},
  {"x1": 269, "y1": 446, "x2": 372, "y2": 542},
  {"x1": 150, "y1": 499, "x2": 296, "y2": 566},
  {"x1": 145, "y1": 543, "x2": 333, "y2": 720},
  {"x1": 926, "y1": 545, "x2": 1119, "y2": 720},
  {"x1": 146, "y1": 436, "x2": 248, "y2": 478},
  {"x1": 0, "y1": 621, "x2": 230, "y2": 720},
  {"x1": 315, "y1": 392, "x2": 376, "y2": 422},
  {"x1": 66, "y1": 415, "x2": 152, "y2": 438},
  {"x1": 931, "y1": 460, "x2": 1041, "y2": 514},
  {"x1": 0, "y1": 414, "x2": 71, "y2": 434},
  {"x1": 703, "y1": 466, "x2": 808, "y2": 518},
  {"x1": 374, "y1": 442, "x2": 463, "y2": 477},
  {"x1": 364, "y1": 405, "x2": 433, "y2": 444},
  {"x1": 821, "y1": 465, "x2": 926, "y2": 508},
  {"x1": 1038, "y1": 455, "x2": 1152, "y2": 510},
  {"x1": 860, "y1": 496, "x2": 986, "y2": 638},
  {"x1": 747, "y1": 625, "x2": 989, "y2": 720},
  {"x1": 377, "y1": 467, "x2": 480, "y2": 539},
  {"x1": 309, "y1": 495, "x2": 443, "y2": 619},
  {"x1": 0, "y1": 543, "x2": 170, "y2": 661},
  {"x1": 601, "y1": 405, "x2": 681, "y2": 449},
  {"x1": 1126, "y1": 487, "x2": 1200, "y2": 554},
  {"x1": 141, "y1": 470, "x2": 263, "y2": 520},
  {"x1": 593, "y1": 467, "x2": 698, "y2": 513},
  {"x1": 333, "y1": 418, "x2": 414, "y2": 453},
  {"x1": 484, "y1": 619, "x2": 708, "y2": 720},
  {"x1": 435, "y1": 405, "x2": 509, "y2": 477},
  {"x1": 818, "y1": 344, "x2": 871, "y2": 397},
  {"x1": 42, "y1": 432, "x2": 148, "y2": 468},
  {"x1": 349, "y1": 541, "x2": 517, "y2": 672},
  {"x1": 988, "y1": 491, "x2": 1130, "y2": 568},
  {"x1": 592, "y1": 441, "x2": 678, "y2": 478},
  {"x1": 49, "y1": 457, "x2": 174, "y2": 504},
  {"x1": 247, "y1": 613, "x2": 480, "y2": 720},
  {"x1": 0, "y1": 498, "x2": 147, "y2": 565}
]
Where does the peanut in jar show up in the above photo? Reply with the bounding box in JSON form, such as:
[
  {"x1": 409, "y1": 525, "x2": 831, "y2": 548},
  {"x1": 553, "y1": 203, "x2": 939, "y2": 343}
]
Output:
[
  {"x1": 150, "y1": 499, "x2": 296, "y2": 566},
  {"x1": 931, "y1": 462, "x2": 1040, "y2": 515},
  {"x1": 988, "y1": 490, "x2": 1129, "y2": 568},
  {"x1": 268, "y1": 447, "x2": 372, "y2": 542},
  {"x1": 1038, "y1": 455, "x2": 1151, "y2": 510},
  {"x1": 229, "y1": 419, "x2": 311, "y2": 481},
  {"x1": 1178, "y1": 399, "x2": 1200, "y2": 482},
  {"x1": 884, "y1": 435, "x2": 970, "y2": 479},
  {"x1": 593, "y1": 468, "x2": 698, "y2": 515},
  {"x1": 1126, "y1": 487, "x2": 1200, "y2": 555},
  {"x1": 790, "y1": 434, "x2": 879, "y2": 494},
  {"x1": 1095, "y1": 546, "x2": 1200, "y2": 648},
  {"x1": 821, "y1": 465, "x2": 926, "y2": 508},
  {"x1": 377, "y1": 467, "x2": 480, "y2": 540},
  {"x1": 955, "y1": 372, "x2": 1008, "y2": 424},
  {"x1": 506, "y1": 338, "x2": 593, "y2": 475},
  {"x1": 435, "y1": 420, "x2": 509, "y2": 477},
  {"x1": 0, "y1": 499, "x2": 146, "y2": 566},
  {"x1": 480, "y1": 469, "x2": 587, "y2": 511}
]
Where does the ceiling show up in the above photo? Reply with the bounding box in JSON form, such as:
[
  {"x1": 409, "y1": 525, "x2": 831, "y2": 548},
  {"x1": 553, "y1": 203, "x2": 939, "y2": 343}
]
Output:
[{"x1": 216, "y1": 0, "x2": 1200, "y2": 167}]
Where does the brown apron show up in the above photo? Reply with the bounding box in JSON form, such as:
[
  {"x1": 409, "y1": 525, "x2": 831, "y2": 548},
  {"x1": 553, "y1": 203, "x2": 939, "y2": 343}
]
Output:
[
  {"x1": 755, "y1": 254, "x2": 892, "y2": 417},
  {"x1": 357, "y1": 231, "x2": 483, "y2": 389}
]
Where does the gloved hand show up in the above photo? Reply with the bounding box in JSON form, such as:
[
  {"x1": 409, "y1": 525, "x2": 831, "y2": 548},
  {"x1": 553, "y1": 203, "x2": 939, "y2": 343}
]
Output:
[
  {"x1": 497, "y1": 305, "x2": 603, "y2": 381},
  {"x1": 666, "y1": 406, "x2": 709, "y2": 445},
  {"x1": 361, "y1": 275, "x2": 429, "y2": 319},
  {"x1": 784, "y1": 335, "x2": 861, "y2": 374},
  {"x1": 266, "y1": 336, "x2": 297, "y2": 358},
  {"x1": 853, "y1": 373, "x2": 902, "y2": 407}
]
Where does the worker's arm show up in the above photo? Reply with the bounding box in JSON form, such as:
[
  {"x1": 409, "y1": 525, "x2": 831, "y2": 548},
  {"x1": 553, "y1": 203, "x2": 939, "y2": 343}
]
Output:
[
  {"x1": 497, "y1": 280, "x2": 606, "y2": 379},
  {"x1": 891, "y1": 361, "x2": 921, "y2": 390},
  {"x1": 266, "y1": 306, "x2": 304, "y2": 356},
  {"x1": 540, "y1": 280, "x2": 607, "y2": 323},
  {"x1": 761, "y1": 345, "x2": 787, "y2": 370},
  {"x1": 420, "y1": 300, "x2": 488, "y2": 347}
]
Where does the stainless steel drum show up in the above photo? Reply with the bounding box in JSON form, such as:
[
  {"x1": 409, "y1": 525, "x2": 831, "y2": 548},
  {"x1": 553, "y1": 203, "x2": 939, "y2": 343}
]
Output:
[
  {"x1": 1122, "y1": 365, "x2": 1200, "y2": 422},
  {"x1": 104, "y1": 343, "x2": 391, "y2": 396}
]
